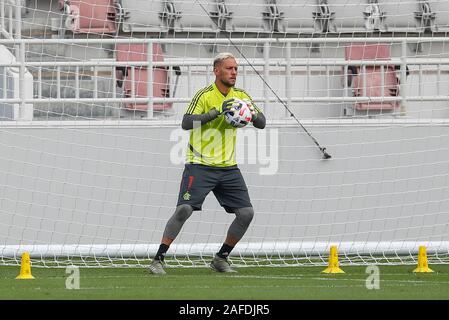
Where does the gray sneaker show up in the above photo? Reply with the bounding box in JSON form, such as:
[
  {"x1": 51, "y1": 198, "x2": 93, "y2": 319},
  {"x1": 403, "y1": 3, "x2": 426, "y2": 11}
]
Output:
[
  {"x1": 210, "y1": 254, "x2": 237, "y2": 273},
  {"x1": 148, "y1": 259, "x2": 166, "y2": 275}
]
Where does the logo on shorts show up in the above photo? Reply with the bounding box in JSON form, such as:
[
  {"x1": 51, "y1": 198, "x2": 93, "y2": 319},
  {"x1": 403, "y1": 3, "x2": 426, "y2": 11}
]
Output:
[{"x1": 183, "y1": 191, "x2": 191, "y2": 201}]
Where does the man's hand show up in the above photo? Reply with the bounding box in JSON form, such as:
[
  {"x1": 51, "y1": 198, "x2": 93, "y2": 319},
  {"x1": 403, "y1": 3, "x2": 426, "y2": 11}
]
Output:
[
  {"x1": 243, "y1": 99, "x2": 257, "y2": 122},
  {"x1": 219, "y1": 98, "x2": 237, "y2": 115}
]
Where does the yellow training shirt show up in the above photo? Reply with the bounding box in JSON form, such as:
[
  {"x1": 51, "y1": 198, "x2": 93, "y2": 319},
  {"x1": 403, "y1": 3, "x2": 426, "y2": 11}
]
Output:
[{"x1": 184, "y1": 83, "x2": 262, "y2": 167}]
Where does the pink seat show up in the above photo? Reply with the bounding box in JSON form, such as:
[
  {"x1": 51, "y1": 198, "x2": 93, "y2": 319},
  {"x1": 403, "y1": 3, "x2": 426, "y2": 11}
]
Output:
[
  {"x1": 59, "y1": 0, "x2": 117, "y2": 34},
  {"x1": 116, "y1": 44, "x2": 172, "y2": 112},
  {"x1": 345, "y1": 44, "x2": 400, "y2": 110},
  {"x1": 116, "y1": 43, "x2": 164, "y2": 63}
]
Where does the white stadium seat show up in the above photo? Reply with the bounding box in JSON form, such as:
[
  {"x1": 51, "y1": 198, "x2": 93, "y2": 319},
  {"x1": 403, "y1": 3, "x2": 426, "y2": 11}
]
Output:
[
  {"x1": 276, "y1": 0, "x2": 319, "y2": 33},
  {"x1": 429, "y1": 0, "x2": 449, "y2": 32},
  {"x1": 380, "y1": 0, "x2": 423, "y2": 33},
  {"x1": 173, "y1": 0, "x2": 218, "y2": 32},
  {"x1": 208, "y1": 0, "x2": 234, "y2": 31},
  {"x1": 119, "y1": 0, "x2": 167, "y2": 33},
  {"x1": 225, "y1": 0, "x2": 271, "y2": 32},
  {"x1": 331, "y1": 0, "x2": 384, "y2": 32},
  {"x1": 331, "y1": 0, "x2": 446, "y2": 33},
  {"x1": 119, "y1": 0, "x2": 219, "y2": 33}
]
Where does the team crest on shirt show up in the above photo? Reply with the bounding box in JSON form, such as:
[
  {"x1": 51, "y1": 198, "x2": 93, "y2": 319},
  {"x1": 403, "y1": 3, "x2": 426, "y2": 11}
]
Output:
[{"x1": 183, "y1": 191, "x2": 191, "y2": 201}]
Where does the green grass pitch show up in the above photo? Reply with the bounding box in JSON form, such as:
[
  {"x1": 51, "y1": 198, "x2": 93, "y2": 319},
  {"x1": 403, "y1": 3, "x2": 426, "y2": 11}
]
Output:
[{"x1": 1, "y1": 264, "x2": 449, "y2": 300}]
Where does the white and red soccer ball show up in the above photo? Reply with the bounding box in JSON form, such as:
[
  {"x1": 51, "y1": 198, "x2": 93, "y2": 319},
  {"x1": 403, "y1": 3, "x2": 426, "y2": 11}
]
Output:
[{"x1": 224, "y1": 98, "x2": 253, "y2": 128}]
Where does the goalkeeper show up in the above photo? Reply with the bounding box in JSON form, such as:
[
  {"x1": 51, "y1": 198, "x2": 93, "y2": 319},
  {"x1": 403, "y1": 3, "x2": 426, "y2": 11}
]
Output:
[{"x1": 149, "y1": 52, "x2": 266, "y2": 274}]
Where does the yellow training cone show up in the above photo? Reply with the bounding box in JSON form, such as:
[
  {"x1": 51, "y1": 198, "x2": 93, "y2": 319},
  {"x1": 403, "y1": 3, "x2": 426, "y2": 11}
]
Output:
[
  {"x1": 15, "y1": 252, "x2": 35, "y2": 280},
  {"x1": 322, "y1": 245, "x2": 345, "y2": 274},
  {"x1": 413, "y1": 246, "x2": 434, "y2": 273}
]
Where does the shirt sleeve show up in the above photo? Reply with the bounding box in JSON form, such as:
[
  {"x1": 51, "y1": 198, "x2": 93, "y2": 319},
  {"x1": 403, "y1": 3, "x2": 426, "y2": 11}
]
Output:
[
  {"x1": 185, "y1": 89, "x2": 206, "y2": 115},
  {"x1": 181, "y1": 109, "x2": 219, "y2": 130}
]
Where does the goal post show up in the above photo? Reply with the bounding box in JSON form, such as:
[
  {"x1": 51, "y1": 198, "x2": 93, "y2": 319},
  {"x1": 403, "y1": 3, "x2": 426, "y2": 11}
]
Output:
[
  {"x1": 0, "y1": 0, "x2": 449, "y2": 267},
  {"x1": 1, "y1": 120, "x2": 449, "y2": 267}
]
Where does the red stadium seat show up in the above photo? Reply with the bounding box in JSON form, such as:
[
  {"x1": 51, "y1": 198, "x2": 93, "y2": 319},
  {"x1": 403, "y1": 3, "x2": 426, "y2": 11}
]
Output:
[
  {"x1": 345, "y1": 43, "x2": 400, "y2": 110},
  {"x1": 59, "y1": 0, "x2": 117, "y2": 34},
  {"x1": 116, "y1": 43, "x2": 172, "y2": 112}
]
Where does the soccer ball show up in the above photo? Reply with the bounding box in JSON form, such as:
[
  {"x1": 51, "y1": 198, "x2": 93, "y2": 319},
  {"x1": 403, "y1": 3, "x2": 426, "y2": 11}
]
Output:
[{"x1": 224, "y1": 98, "x2": 253, "y2": 128}]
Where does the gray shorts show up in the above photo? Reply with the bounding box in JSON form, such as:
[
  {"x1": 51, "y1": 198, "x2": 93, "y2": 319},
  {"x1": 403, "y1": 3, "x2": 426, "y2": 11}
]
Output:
[{"x1": 176, "y1": 164, "x2": 252, "y2": 213}]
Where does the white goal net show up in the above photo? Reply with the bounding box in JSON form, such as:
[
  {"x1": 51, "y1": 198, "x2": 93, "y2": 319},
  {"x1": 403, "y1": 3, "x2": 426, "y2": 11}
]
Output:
[{"x1": 0, "y1": 0, "x2": 449, "y2": 268}]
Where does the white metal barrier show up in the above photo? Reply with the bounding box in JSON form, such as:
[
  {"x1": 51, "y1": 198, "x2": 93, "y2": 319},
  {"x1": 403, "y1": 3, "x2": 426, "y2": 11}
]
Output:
[
  {"x1": 0, "y1": 0, "x2": 22, "y2": 40},
  {"x1": 0, "y1": 44, "x2": 33, "y2": 120},
  {"x1": 0, "y1": 37, "x2": 446, "y2": 119}
]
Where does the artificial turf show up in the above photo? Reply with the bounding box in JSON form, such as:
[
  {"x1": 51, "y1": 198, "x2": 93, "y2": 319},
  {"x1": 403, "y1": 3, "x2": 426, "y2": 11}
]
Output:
[{"x1": 1, "y1": 264, "x2": 449, "y2": 300}]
